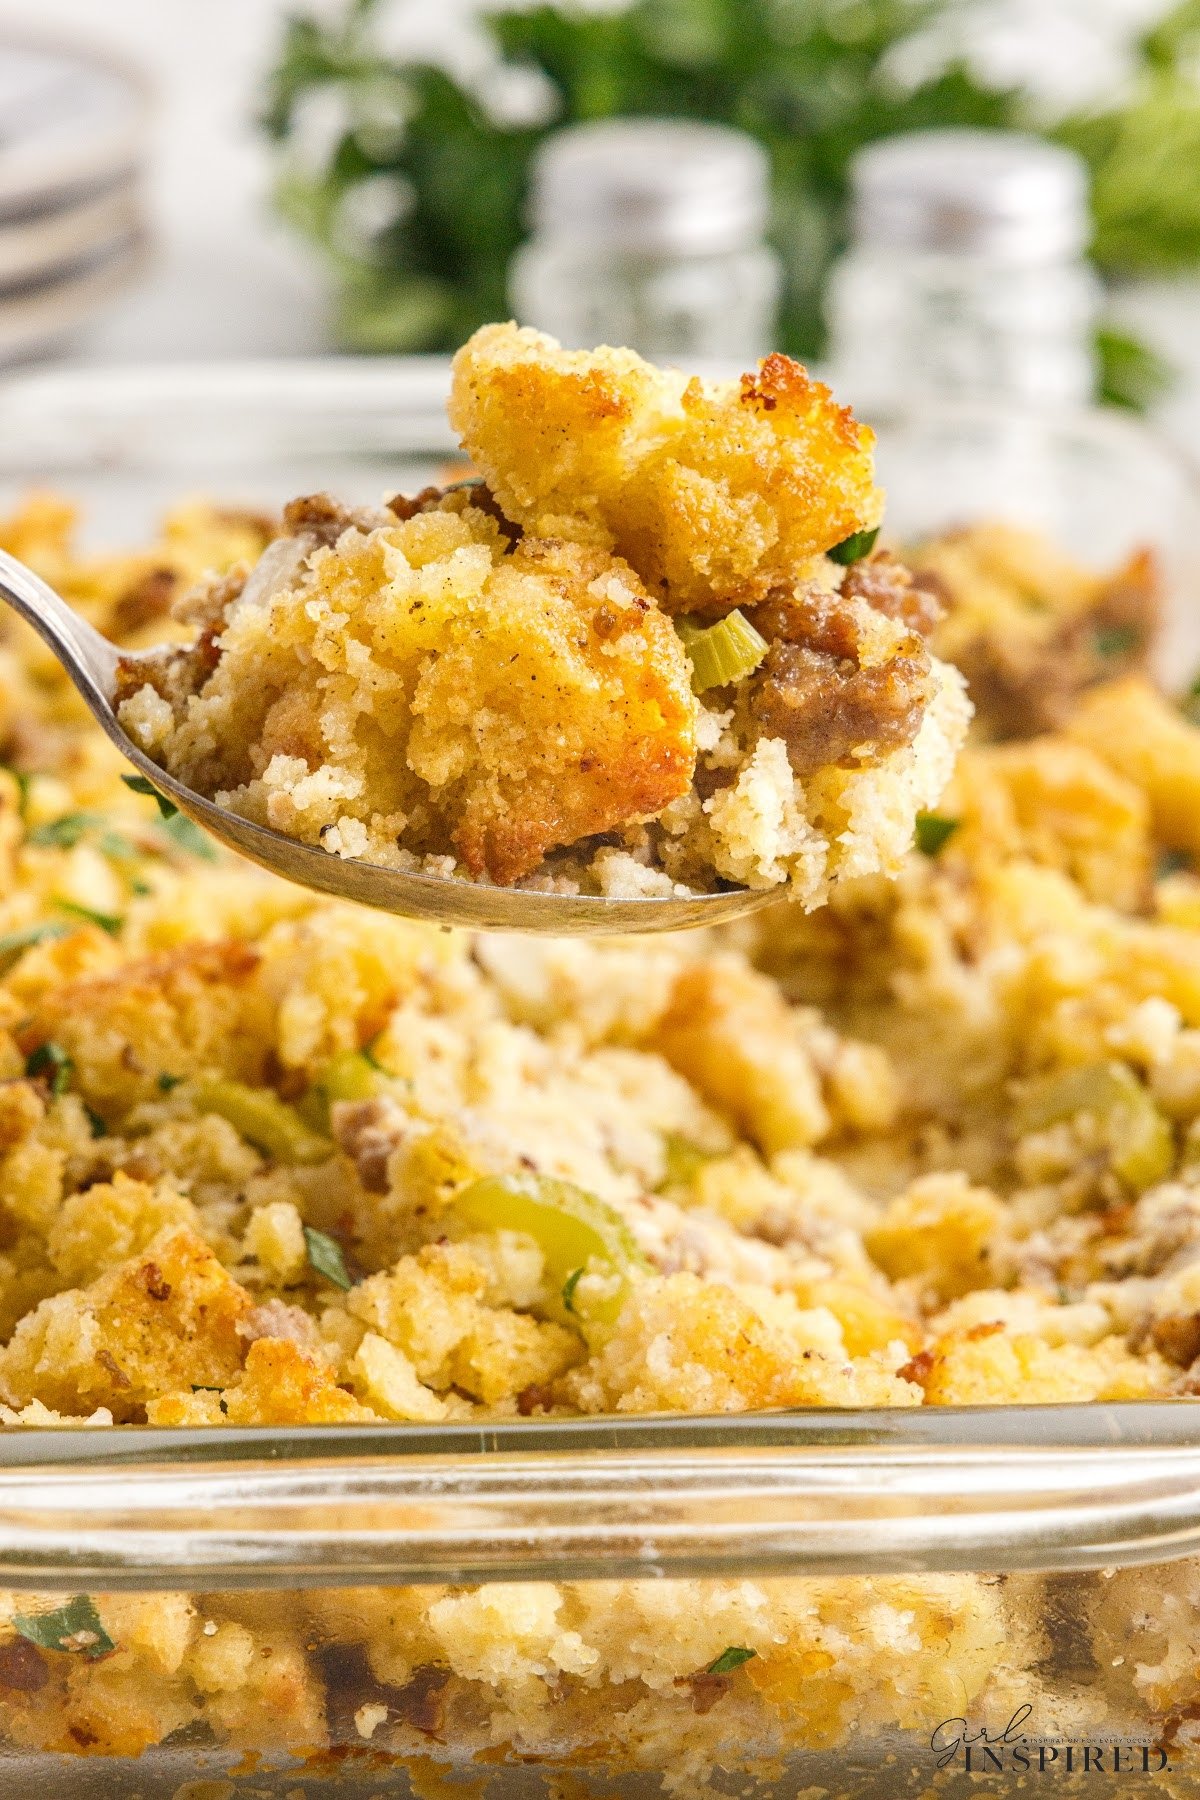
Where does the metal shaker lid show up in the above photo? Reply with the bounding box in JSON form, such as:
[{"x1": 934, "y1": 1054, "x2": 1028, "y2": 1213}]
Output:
[
  {"x1": 528, "y1": 119, "x2": 770, "y2": 256},
  {"x1": 850, "y1": 129, "x2": 1090, "y2": 261}
]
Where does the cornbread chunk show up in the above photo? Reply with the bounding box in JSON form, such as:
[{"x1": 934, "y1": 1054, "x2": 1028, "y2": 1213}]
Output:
[
  {"x1": 1067, "y1": 674, "x2": 1200, "y2": 858},
  {"x1": 943, "y1": 734, "x2": 1153, "y2": 911},
  {"x1": 560, "y1": 1273, "x2": 919, "y2": 1413},
  {"x1": 117, "y1": 330, "x2": 969, "y2": 900},
  {"x1": 0, "y1": 1226, "x2": 251, "y2": 1420},
  {"x1": 915, "y1": 520, "x2": 1160, "y2": 739},
  {"x1": 120, "y1": 497, "x2": 697, "y2": 886},
  {"x1": 448, "y1": 323, "x2": 883, "y2": 613}
]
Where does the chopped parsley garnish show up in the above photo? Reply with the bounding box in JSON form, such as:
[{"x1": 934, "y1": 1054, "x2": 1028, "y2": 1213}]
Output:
[
  {"x1": 561, "y1": 1266, "x2": 585, "y2": 1313},
  {"x1": 84, "y1": 1104, "x2": 107, "y2": 1139},
  {"x1": 1094, "y1": 623, "x2": 1140, "y2": 659},
  {"x1": 914, "y1": 813, "x2": 960, "y2": 857},
  {"x1": 157, "y1": 1072, "x2": 183, "y2": 1092},
  {"x1": 0, "y1": 921, "x2": 69, "y2": 970},
  {"x1": 121, "y1": 773, "x2": 178, "y2": 818},
  {"x1": 705, "y1": 1645, "x2": 757, "y2": 1676},
  {"x1": 53, "y1": 899, "x2": 123, "y2": 935},
  {"x1": 156, "y1": 812, "x2": 219, "y2": 861},
  {"x1": 303, "y1": 1224, "x2": 352, "y2": 1290},
  {"x1": 1, "y1": 765, "x2": 30, "y2": 812},
  {"x1": 96, "y1": 828, "x2": 139, "y2": 863},
  {"x1": 827, "y1": 526, "x2": 879, "y2": 566},
  {"x1": 25, "y1": 1041, "x2": 72, "y2": 1096},
  {"x1": 26, "y1": 811, "x2": 104, "y2": 849},
  {"x1": 660, "y1": 1132, "x2": 717, "y2": 1190},
  {"x1": 12, "y1": 1596, "x2": 114, "y2": 1660},
  {"x1": 1158, "y1": 849, "x2": 1192, "y2": 879}
]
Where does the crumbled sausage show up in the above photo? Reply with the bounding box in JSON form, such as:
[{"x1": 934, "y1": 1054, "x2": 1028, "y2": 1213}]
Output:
[
  {"x1": 330, "y1": 1096, "x2": 412, "y2": 1194},
  {"x1": 841, "y1": 550, "x2": 945, "y2": 637},
  {"x1": 142, "y1": 1263, "x2": 171, "y2": 1303},
  {"x1": 742, "y1": 586, "x2": 930, "y2": 778},
  {"x1": 0, "y1": 1639, "x2": 47, "y2": 1693},
  {"x1": 282, "y1": 493, "x2": 392, "y2": 547},
  {"x1": 236, "y1": 1299, "x2": 323, "y2": 1353}
]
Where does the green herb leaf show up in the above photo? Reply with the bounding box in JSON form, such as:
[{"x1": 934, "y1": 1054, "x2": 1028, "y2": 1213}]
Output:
[
  {"x1": 157, "y1": 1072, "x2": 183, "y2": 1092},
  {"x1": 13, "y1": 1596, "x2": 114, "y2": 1660},
  {"x1": 303, "y1": 1223, "x2": 353, "y2": 1289},
  {"x1": 1095, "y1": 324, "x2": 1173, "y2": 414},
  {"x1": 705, "y1": 1645, "x2": 757, "y2": 1676},
  {"x1": 561, "y1": 1266, "x2": 584, "y2": 1313},
  {"x1": 1158, "y1": 849, "x2": 1192, "y2": 879},
  {"x1": 84, "y1": 1105, "x2": 107, "y2": 1139},
  {"x1": 0, "y1": 921, "x2": 69, "y2": 970},
  {"x1": 27, "y1": 812, "x2": 103, "y2": 849},
  {"x1": 96, "y1": 829, "x2": 139, "y2": 864},
  {"x1": 26, "y1": 1041, "x2": 72, "y2": 1096},
  {"x1": 914, "y1": 813, "x2": 960, "y2": 857},
  {"x1": 121, "y1": 773, "x2": 178, "y2": 819},
  {"x1": 2, "y1": 765, "x2": 30, "y2": 813},
  {"x1": 660, "y1": 1132, "x2": 717, "y2": 1189},
  {"x1": 1094, "y1": 624, "x2": 1140, "y2": 659},
  {"x1": 156, "y1": 813, "x2": 219, "y2": 861},
  {"x1": 53, "y1": 900, "x2": 123, "y2": 936},
  {"x1": 827, "y1": 528, "x2": 880, "y2": 566}
]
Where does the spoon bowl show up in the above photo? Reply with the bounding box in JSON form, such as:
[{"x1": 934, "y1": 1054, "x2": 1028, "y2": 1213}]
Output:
[{"x1": 0, "y1": 546, "x2": 773, "y2": 935}]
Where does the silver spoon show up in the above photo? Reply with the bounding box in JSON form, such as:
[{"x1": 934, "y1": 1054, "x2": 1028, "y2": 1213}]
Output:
[{"x1": 0, "y1": 546, "x2": 773, "y2": 936}]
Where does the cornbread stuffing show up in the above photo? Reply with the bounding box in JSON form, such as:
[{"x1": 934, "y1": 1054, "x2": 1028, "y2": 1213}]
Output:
[
  {"x1": 0, "y1": 491, "x2": 1198, "y2": 1788},
  {"x1": 914, "y1": 518, "x2": 1160, "y2": 740},
  {"x1": 116, "y1": 325, "x2": 969, "y2": 900}
]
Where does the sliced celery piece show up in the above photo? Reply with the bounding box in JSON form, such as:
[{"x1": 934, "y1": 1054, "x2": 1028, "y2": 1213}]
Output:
[
  {"x1": 452, "y1": 1173, "x2": 648, "y2": 1330},
  {"x1": 1015, "y1": 1060, "x2": 1172, "y2": 1191},
  {"x1": 193, "y1": 1078, "x2": 333, "y2": 1165},
  {"x1": 675, "y1": 609, "x2": 767, "y2": 693}
]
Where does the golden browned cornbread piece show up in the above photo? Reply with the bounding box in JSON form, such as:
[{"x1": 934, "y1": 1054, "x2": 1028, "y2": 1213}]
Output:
[
  {"x1": 121, "y1": 498, "x2": 697, "y2": 886},
  {"x1": 914, "y1": 521, "x2": 1159, "y2": 739},
  {"x1": 21, "y1": 940, "x2": 269, "y2": 1112},
  {"x1": 0, "y1": 1226, "x2": 251, "y2": 1420},
  {"x1": 1067, "y1": 674, "x2": 1200, "y2": 858},
  {"x1": 448, "y1": 323, "x2": 883, "y2": 613},
  {"x1": 943, "y1": 734, "x2": 1153, "y2": 911}
]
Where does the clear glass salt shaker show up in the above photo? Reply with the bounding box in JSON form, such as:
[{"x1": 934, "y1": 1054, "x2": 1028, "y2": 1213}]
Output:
[
  {"x1": 827, "y1": 130, "x2": 1101, "y2": 412},
  {"x1": 509, "y1": 119, "x2": 782, "y2": 362}
]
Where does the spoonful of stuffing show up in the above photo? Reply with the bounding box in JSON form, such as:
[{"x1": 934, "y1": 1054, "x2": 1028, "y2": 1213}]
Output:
[{"x1": 0, "y1": 325, "x2": 969, "y2": 935}]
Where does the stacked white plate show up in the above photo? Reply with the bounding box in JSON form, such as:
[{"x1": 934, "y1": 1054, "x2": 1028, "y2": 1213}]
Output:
[{"x1": 0, "y1": 32, "x2": 151, "y2": 361}]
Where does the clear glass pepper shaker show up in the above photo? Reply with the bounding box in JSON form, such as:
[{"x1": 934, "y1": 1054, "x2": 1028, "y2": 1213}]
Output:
[
  {"x1": 827, "y1": 129, "x2": 1101, "y2": 412},
  {"x1": 509, "y1": 119, "x2": 782, "y2": 362}
]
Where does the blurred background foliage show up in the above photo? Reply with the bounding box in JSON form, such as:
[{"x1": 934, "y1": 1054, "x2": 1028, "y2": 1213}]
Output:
[{"x1": 264, "y1": 0, "x2": 1200, "y2": 407}]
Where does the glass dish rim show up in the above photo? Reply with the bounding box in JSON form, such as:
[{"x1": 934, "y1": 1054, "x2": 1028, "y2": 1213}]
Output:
[{"x1": 0, "y1": 1405, "x2": 1198, "y2": 1590}]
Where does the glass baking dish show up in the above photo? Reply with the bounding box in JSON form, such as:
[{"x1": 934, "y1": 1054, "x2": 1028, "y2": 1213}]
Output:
[
  {"x1": 0, "y1": 361, "x2": 1198, "y2": 1796},
  {"x1": 0, "y1": 1410, "x2": 1199, "y2": 1795}
]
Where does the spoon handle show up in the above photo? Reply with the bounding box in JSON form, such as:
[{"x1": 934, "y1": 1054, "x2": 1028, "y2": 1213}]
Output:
[{"x1": 0, "y1": 547, "x2": 122, "y2": 716}]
